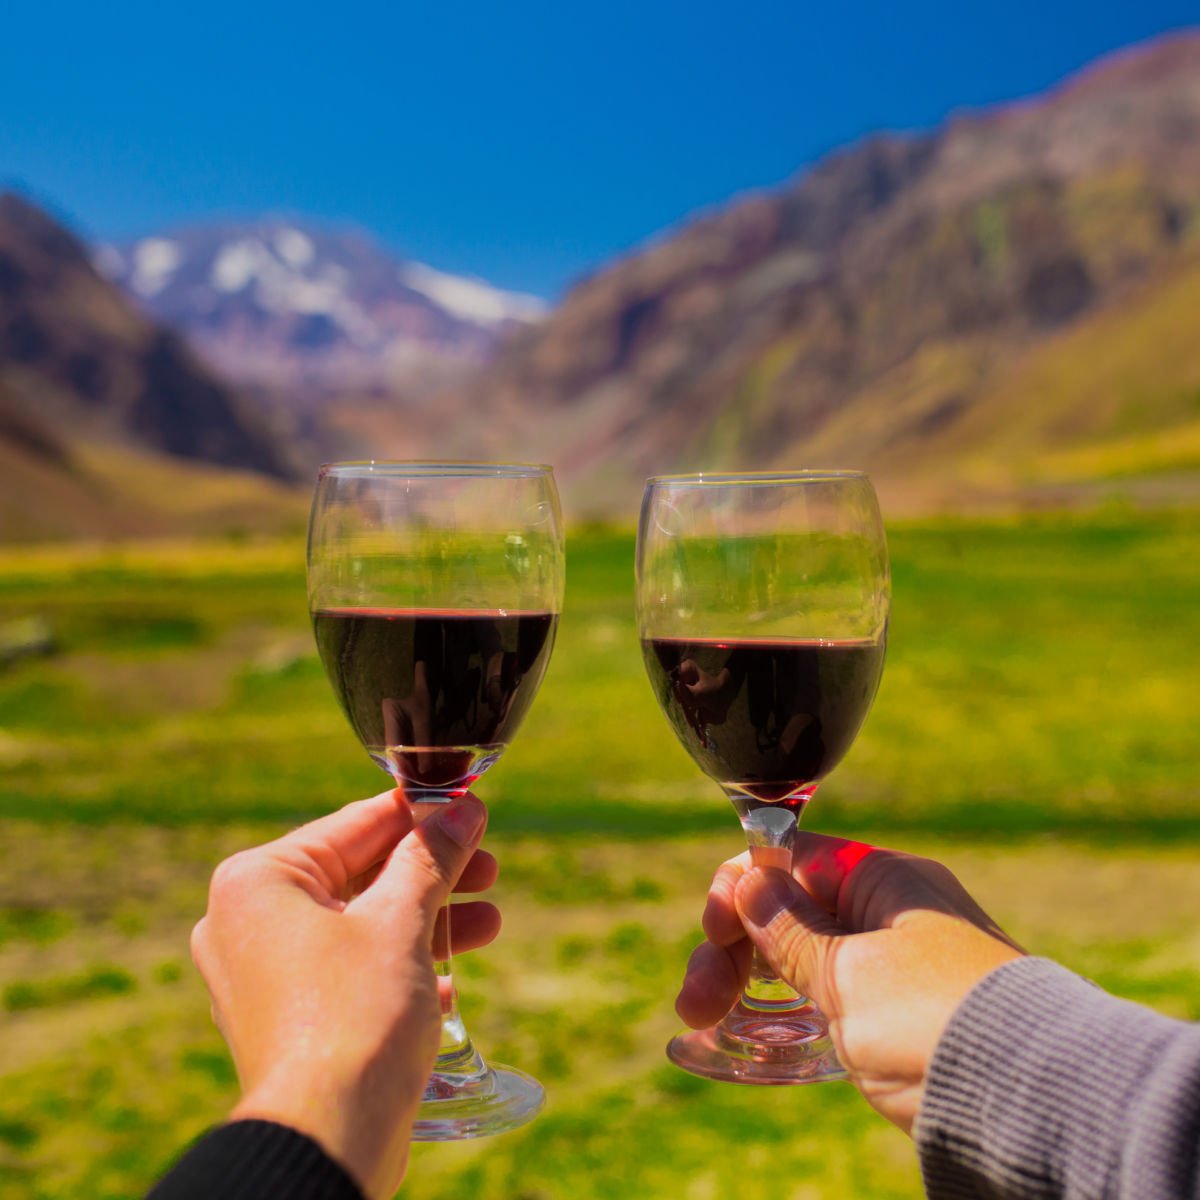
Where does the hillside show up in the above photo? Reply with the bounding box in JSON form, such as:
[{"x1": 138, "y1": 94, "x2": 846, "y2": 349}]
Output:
[
  {"x1": 811, "y1": 244, "x2": 1200, "y2": 511},
  {"x1": 417, "y1": 33, "x2": 1200, "y2": 515},
  {"x1": 0, "y1": 194, "x2": 295, "y2": 477},
  {"x1": 7, "y1": 35, "x2": 1200, "y2": 533},
  {"x1": 0, "y1": 436, "x2": 306, "y2": 542},
  {"x1": 0, "y1": 377, "x2": 304, "y2": 541},
  {"x1": 0, "y1": 194, "x2": 305, "y2": 539}
]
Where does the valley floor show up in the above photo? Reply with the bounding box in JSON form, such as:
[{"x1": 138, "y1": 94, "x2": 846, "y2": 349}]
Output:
[{"x1": 0, "y1": 511, "x2": 1197, "y2": 1198}]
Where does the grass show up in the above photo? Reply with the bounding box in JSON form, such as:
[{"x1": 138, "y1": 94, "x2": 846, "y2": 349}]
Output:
[
  {"x1": 3, "y1": 965, "x2": 137, "y2": 1013},
  {"x1": 0, "y1": 509, "x2": 1197, "y2": 1197}
]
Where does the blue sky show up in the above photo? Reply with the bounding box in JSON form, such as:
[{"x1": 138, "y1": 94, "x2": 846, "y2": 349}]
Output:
[{"x1": 0, "y1": 1, "x2": 1195, "y2": 298}]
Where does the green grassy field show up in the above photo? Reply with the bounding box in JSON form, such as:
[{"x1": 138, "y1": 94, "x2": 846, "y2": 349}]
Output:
[{"x1": 0, "y1": 510, "x2": 1197, "y2": 1198}]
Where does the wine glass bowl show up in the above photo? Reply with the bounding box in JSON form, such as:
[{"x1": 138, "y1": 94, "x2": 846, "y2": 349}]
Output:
[
  {"x1": 307, "y1": 461, "x2": 564, "y2": 1137},
  {"x1": 636, "y1": 471, "x2": 889, "y2": 1084}
]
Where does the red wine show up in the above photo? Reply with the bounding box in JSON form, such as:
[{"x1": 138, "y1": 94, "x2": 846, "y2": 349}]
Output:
[
  {"x1": 642, "y1": 636, "x2": 885, "y2": 802},
  {"x1": 314, "y1": 608, "x2": 557, "y2": 795}
]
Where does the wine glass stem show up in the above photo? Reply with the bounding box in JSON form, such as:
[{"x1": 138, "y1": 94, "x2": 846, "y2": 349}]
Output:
[
  {"x1": 409, "y1": 800, "x2": 487, "y2": 1084},
  {"x1": 731, "y1": 793, "x2": 811, "y2": 1013},
  {"x1": 433, "y1": 906, "x2": 475, "y2": 1063}
]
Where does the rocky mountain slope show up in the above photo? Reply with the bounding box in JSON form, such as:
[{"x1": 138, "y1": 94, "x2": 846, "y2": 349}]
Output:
[
  {"x1": 428, "y1": 33, "x2": 1200, "y2": 515},
  {"x1": 6, "y1": 33, "x2": 1200, "y2": 536},
  {"x1": 0, "y1": 194, "x2": 302, "y2": 538}
]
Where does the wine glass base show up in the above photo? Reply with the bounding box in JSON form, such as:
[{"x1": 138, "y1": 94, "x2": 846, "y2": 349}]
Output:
[
  {"x1": 411, "y1": 1064, "x2": 544, "y2": 1141},
  {"x1": 667, "y1": 1026, "x2": 849, "y2": 1086}
]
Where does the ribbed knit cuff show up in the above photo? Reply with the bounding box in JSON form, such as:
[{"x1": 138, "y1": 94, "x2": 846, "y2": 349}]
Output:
[
  {"x1": 146, "y1": 1118, "x2": 365, "y2": 1200},
  {"x1": 914, "y1": 956, "x2": 1187, "y2": 1199}
]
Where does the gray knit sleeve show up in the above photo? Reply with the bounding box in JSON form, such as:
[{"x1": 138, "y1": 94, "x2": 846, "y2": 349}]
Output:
[{"x1": 914, "y1": 956, "x2": 1200, "y2": 1199}]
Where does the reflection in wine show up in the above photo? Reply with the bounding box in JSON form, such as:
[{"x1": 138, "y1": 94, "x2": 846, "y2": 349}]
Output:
[{"x1": 314, "y1": 608, "x2": 557, "y2": 798}]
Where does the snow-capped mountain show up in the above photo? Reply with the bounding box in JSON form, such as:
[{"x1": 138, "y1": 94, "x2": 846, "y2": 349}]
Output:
[{"x1": 96, "y1": 218, "x2": 547, "y2": 395}]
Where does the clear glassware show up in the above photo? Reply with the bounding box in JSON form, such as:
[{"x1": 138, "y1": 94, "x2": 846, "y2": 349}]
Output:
[
  {"x1": 635, "y1": 471, "x2": 889, "y2": 1084},
  {"x1": 307, "y1": 461, "x2": 565, "y2": 1137}
]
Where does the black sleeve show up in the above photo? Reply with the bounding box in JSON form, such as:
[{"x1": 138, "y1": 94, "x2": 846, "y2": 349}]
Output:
[
  {"x1": 915, "y1": 956, "x2": 1200, "y2": 1198},
  {"x1": 146, "y1": 1119, "x2": 365, "y2": 1200}
]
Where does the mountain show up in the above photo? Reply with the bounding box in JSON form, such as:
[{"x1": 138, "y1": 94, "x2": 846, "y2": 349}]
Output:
[
  {"x1": 11, "y1": 33, "x2": 1200, "y2": 535},
  {"x1": 97, "y1": 218, "x2": 547, "y2": 396},
  {"x1": 0, "y1": 193, "x2": 302, "y2": 539},
  {"x1": 0, "y1": 193, "x2": 293, "y2": 476},
  {"x1": 424, "y1": 32, "x2": 1200, "y2": 516},
  {"x1": 0, "y1": 415, "x2": 305, "y2": 542}
]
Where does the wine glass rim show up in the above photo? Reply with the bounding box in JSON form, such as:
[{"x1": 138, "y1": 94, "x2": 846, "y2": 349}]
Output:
[
  {"x1": 318, "y1": 459, "x2": 555, "y2": 480},
  {"x1": 644, "y1": 469, "x2": 870, "y2": 487}
]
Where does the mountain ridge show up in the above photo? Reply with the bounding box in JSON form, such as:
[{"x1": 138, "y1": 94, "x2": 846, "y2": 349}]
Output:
[
  {"x1": 413, "y1": 30, "x2": 1200, "y2": 515},
  {"x1": 0, "y1": 192, "x2": 304, "y2": 538},
  {"x1": 5, "y1": 32, "x2": 1200, "y2": 538},
  {"x1": 98, "y1": 216, "x2": 547, "y2": 396}
]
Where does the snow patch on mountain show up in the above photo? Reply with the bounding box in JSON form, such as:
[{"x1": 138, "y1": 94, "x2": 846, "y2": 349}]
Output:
[
  {"x1": 210, "y1": 240, "x2": 264, "y2": 292},
  {"x1": 402, "y1": 262, "x2": 547, "y2": 326},
  {"x1": 274, "y1": 227, "x2": 315, "y2": 267},
  {"x1": 97, "y1": 216, "x2": 549, "y2": 390},
  {"x1": 131, "y1": 238, "x2": 182, "y2": 296}
]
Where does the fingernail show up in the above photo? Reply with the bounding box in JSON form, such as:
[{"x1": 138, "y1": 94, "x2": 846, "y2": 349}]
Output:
[
  {"x1": 434, "y1": 796, "x2": 485, "y2": 847},
  {"x1": 739, "y1": 869, "x2": 797, "y2": 929}
]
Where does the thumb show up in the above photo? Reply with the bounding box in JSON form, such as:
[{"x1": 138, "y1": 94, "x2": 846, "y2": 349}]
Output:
[
  {"x1": 735, "y1": 867, "x2": 845, "y2": 1016},
  {"x1": 355, "y1": 794, "x2": 487, "y2": 935}
]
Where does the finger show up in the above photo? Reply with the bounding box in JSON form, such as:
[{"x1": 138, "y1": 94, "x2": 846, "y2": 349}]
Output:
[
  {"x1": 350, "y1": 846, "x2": 497, "y2": 899},
  {"x1": 790, "y1": 832, "x2": 880, "y2": 915},
  {"x1": 431, "y1": 901, "x2": 502, "y2": 959},
  {"x1": 454, "y1": 848, "x2": 498, "y2": 895},
  {"x1": 348, "y1": 859, "x2": 386, "y2": 897},
  {"x1": 355, "y1": 793, "x2": 487, "y2": 934},
  {"x1": 701, "y1": 855, "x2": 751, "y2": 946},
  {"x1": 276, "y1": 789, "x2": 414, "y2": 892},
  {"x1": 735, "y1": 867, "x2": 845, "y2": 1016},
  {"x1": 676, "y1": 937, "x2": 752, "y2": 1029}
]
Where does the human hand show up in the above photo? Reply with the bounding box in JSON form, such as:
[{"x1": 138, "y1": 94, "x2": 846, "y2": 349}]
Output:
[
  {"x1": 676, "y1": 833, "x2": 1023, "y2": 1133},
  {"x1": 190, "y1": 789, "x2": 498, "y2": 1198}
]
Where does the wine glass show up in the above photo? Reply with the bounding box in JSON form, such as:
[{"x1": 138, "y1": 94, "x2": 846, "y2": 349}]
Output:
[
  {"x1": 307, "y1": 461, "x2": 564, "y2": 1138},
  {"x1": 635, "y1": 471, "x2": 889, "y2": 1084}
]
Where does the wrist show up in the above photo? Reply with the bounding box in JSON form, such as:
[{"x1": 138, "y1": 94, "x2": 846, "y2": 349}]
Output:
[{"x1": 232, "y1": 1056, "x2": 416, "y2": 1200}]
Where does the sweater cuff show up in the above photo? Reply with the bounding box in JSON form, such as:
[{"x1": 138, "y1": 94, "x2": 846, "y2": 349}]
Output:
[
  {"x1": 146, "y1": 1118, "x2": 365, "y2": 1200},
  {"x1": 914, "y1": 956, "x2": 1185, "y2": 1199}
]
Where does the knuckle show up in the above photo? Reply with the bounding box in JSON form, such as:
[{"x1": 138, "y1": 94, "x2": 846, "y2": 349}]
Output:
[
  {"x1": 775, "y1": 914, "x2": 822, "y2": 985},
  {"x1": 712, "y1": 861, "x2": 741, "y2": 890},
  {"x1": 407, "y1": 833, "x2": 456, "y2": 891},
  {"x1": 924, "y1": 859, "x2": 960, "y2": 887},
  {"x1": 208, "y1": 850, "x2": 258, "y2": 900},
  {"x1": 189, "y1": 918, "x2": 210, "y2": 971},
  {"x1": 685, "y1": 940, "x2": 711, "y2": 973}
]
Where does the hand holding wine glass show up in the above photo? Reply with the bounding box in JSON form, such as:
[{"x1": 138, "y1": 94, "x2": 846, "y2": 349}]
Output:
[
  {"x1": 636, "y1": 471, "x2": 890, "y2": 1083},
  {"x1": 676, "y1": 832, "x2": 1023, "y2": 1130},
  {"x1": 307, "y1": 461, "x2": 564, "y2": 1139},
  {"x1": 190, "y1": 789, "x2": 501, "y2": 1198}
]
